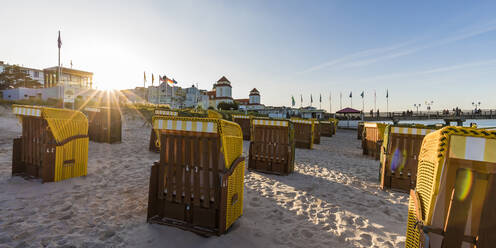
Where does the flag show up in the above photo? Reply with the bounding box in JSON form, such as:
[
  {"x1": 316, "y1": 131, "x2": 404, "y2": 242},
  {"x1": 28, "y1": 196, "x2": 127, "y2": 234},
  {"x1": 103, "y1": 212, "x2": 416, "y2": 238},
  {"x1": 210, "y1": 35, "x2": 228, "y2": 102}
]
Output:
[
  {"x1": 360, "y1": 91, "x2": 364, "y2": 98},
  {"x1": 349, "y1": 92, "x2": 352, "y2": 98},
  {"x1": 311, "y1": 94, "x2": 313, "y2": 103},
  {"x1": 144, "y1": 72, "x2": 146, "y2": 82},
  {"x1": 152, "y1": 74, "x2": 155, "y2": 86},
  {"x1": 319, "y1": 94, "x2": 322, "y2": 103},
  {"x1": 386, "y1": 89, "x2": 389, "y2": 98},
  {"x1": 291, "y1": 96, "x2": 295, "y2": 106},
  {"x1": 300, "y1": 94, "x2": 303, "y2": 103},
  {"x1": 163, "y1": 75, "x2": 176, "y2": 85},
  {"x1": 57, "y1": 31, "x2": 62, "y2": 49}
]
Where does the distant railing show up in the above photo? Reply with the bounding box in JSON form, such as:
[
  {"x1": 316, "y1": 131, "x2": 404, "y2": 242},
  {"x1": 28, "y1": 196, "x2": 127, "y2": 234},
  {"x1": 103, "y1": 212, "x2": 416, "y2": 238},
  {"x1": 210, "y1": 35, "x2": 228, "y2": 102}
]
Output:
[{"x1": 334, "y1": 109, "x2": 496, "y2": 120}]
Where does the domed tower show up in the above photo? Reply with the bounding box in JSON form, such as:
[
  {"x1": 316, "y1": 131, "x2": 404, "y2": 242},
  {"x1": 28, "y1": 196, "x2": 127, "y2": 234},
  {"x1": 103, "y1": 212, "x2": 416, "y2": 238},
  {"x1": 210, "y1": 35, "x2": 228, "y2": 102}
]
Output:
[
  {"x1": 213, "y1": 76, "x2": 233, "y2": 107},
  {"x1": 249, "y1": 88, "x2": 260, "y2": 105}
]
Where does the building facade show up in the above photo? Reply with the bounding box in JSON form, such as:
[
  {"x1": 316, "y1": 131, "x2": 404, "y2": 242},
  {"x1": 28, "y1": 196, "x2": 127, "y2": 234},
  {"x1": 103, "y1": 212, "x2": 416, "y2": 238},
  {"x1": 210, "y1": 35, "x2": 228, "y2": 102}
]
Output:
[
  {"x1": 212, "y1": 76, "x2": 233, "y2": 107},
  {"x1": 0, "y1": 61, "x2": 45, "y2": 87},
  {"x1": 43, "y1": 66, "x2": 93, "y2": 89},
  {"x1": 237, "y1": 88, "x2": 264, "y2": 111},
  {"x1": 147, "y1": 82, "x2": 186, "y2": 109}
]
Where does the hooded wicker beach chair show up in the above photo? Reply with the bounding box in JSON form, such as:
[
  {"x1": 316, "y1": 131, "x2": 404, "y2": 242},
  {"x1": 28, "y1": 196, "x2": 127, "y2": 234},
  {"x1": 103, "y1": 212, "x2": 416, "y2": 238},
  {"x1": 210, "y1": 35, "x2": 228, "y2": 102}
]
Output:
[
  {"x1": 329, "y1": 118, "x2": 339, "y2": 135},
  {"x1": 232, "y1": 114, "x2": 252, "y2": 140},
  {"x1": 319, "y1": 120, "x2": 334, "y2": 137},
  {"x1": 405, "y1": 127, "x2": 496, "y2": 248},
  {"x1": 357, "y1": 121, "x2": 364, "y2": 140},
  {"x1": 291, "y1": 118, "x2": 315, "y2": 149},
  {"x1": 313, "y1": 120, "x2": 321, "y2": 144},
  {"x1": 83, "y1": 107, "x2": 122, "y2": 143},
  {"x1": 362, "y1": 122, "x2": 387, "y2": 160},
  {"x1": 380, "y1": 125, "x2": 437, "y2": 192},
  {"x1": 149, "y1": 109, "x2": 178, "y2": 152},
  {"x1": 147, "y1": 116, "x2": 245, "y2": 236},
  {"x1": 12, "y1": 105, "x2": 89, "y2": 182},
  {"x1": 248, "y1": 118, "x2": 295, "y2": 175}
]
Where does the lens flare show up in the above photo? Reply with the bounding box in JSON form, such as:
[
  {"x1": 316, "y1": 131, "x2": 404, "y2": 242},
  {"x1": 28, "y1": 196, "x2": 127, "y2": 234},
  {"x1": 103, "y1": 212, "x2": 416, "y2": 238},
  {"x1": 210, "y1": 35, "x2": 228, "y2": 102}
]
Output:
[
  {"x1": 455, "y1": 169, "x2": 473, "y2": 201},
  {"x1": 391, "y1": 148, "x2": 402, "y2": 172}
]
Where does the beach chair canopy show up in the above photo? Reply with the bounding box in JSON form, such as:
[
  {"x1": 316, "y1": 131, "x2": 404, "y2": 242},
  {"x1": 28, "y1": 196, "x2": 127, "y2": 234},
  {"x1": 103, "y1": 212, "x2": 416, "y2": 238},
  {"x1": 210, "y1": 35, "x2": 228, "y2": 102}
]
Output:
[
  {"x1": 13, "y1": 105, "x2": 88, "y2": 143},
  {"x1": 406, "y1": 126, "x2": 496, "y2": 248}
]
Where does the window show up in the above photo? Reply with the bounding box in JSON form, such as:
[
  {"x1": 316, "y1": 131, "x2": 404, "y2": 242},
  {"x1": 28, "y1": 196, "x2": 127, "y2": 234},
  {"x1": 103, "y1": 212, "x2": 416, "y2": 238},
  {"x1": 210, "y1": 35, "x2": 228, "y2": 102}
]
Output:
[{"x1": 34, "y1": 71, "x2": 39, "y2": 78}]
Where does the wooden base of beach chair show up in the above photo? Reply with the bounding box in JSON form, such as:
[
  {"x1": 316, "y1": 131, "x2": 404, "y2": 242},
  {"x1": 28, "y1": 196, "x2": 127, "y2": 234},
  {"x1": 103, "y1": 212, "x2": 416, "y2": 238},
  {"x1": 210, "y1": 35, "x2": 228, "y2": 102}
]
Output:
[
  {"x1": 248, "y1": 142, "x2": 294, "y2": 175},
  {"x1": 295, "y1": 141, "x2": 312, "y2": 149}
]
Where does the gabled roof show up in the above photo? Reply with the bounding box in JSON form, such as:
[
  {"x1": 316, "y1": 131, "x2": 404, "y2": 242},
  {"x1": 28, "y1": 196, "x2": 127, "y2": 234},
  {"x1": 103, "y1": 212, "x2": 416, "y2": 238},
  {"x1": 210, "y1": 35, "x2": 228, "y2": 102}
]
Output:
[
  {"x1": 250, "y1": 88, "x2": 259, "y2": 93},
  {"x1": 336, "y1": 107, "x2": 361, "y2": 114},
  {"x1": 217, "y1": 76, "x2": 230, "y2": 83}
]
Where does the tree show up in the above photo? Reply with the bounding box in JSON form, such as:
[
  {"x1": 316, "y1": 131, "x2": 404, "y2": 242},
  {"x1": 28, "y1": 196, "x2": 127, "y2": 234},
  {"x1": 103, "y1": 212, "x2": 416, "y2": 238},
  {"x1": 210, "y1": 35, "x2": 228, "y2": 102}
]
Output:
[
  {"x1": 0, "y1": 64, "x2": 42, "y2": 90},
  {"x1": 217, "y1": 101, "x2": 239, "y2": 110}
]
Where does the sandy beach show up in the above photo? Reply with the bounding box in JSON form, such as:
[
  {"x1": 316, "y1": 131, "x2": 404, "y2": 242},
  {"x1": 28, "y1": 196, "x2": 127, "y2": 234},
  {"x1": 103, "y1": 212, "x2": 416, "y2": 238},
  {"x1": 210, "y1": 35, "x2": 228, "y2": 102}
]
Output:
[{"x1": 0, "y1": 107, "x2": 408, "y2": 248}]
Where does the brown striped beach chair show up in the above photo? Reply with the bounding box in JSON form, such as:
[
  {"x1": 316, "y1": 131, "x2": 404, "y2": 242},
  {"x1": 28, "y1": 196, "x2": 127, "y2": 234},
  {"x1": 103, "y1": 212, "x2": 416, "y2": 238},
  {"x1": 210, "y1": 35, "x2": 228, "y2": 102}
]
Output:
[
  {"x1": 362, "y1": 122, "x2": 387, "y2": 160},
  {"x1": 291, "y1": 118, "x2": 315, "y2": 149},
  {"x1": 147, "y1": 116, "x2": 245, "y2": 236},
  {"x1": 380, "y1": 125, "x2": 437, "y2": 192},
  {"x1": 232, "y1": 114, "x2": 252, "y2": 140},
  {"x1": 83, "y1": 107, "x2": 122, "y2": 143},
  {"x1": 319, "y1": 120, "x2": 334, "y2": 137},
  {"x1": 248, "y1": 118, "x2": 295, "y2": 175}
]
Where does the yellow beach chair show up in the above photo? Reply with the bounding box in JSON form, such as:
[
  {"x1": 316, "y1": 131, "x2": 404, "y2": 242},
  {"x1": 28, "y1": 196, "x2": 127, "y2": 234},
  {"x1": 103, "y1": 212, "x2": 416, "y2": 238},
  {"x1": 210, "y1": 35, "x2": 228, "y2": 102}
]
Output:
[
  {"x1": 147, "y1": 116, "x2": 245, "y2": 236},
  {"x1": 291, "y1": 118, "x2": 315, "y2": 149},
  {"x1": 12, "y1": 105, "x2": 88, "y2": 182},
  {"x1": 405, "y1": 127, "x2": 496, "y2": 248}
]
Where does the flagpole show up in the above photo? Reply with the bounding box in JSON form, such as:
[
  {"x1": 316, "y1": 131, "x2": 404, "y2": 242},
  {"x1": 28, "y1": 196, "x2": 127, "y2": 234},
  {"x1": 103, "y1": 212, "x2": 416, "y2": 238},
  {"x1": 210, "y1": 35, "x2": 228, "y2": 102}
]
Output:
[
  {"x1": 340, "y1": 92, "x2": 342, "y2": 110},
  {"x1": 374, "y1": 90, "x2": 376, "y2": 112},
  {"x1": 362, "y1": 95, "x2": 364, "y2": 113},
  {"x1": 386, "y1": 89, "x2": 389, "y2": 117},
  {"x1": 329, "y1": 91, "x2": 331, "y2": 114},
  {"x1": 57, "y1": 30, "x2": 62, "y2": 108}
]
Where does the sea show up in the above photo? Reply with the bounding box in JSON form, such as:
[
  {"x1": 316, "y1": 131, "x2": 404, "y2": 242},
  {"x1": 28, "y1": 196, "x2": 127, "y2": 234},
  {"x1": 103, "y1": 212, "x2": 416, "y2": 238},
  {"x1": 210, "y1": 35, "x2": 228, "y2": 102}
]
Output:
[{"x1": 337, "y1": 119, "x2": 496, "y2": 129}]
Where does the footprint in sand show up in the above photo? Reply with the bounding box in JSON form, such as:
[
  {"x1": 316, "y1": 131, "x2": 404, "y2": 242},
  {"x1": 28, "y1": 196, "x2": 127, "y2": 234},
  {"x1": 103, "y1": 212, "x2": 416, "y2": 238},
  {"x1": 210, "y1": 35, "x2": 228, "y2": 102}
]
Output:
[
  {"x1": 300, "y1": 229, "x2": 314, "y2": 239},
  {"x1": 358, "y1": 233, "x2": 372, "y2": 246}
]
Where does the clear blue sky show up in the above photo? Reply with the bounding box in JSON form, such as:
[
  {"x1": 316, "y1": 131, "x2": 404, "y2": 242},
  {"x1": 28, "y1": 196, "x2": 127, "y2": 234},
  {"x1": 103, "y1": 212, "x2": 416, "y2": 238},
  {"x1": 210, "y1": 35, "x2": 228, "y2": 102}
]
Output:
[{"x1": 1, "y1": 0, "x2": 496, "y2": 111}]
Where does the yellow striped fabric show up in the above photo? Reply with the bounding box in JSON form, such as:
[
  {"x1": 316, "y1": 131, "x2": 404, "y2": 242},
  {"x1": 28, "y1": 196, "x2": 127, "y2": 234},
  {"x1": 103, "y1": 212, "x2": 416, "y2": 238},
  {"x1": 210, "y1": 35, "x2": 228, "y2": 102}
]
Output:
[
  {"x1": 232, "y1": 114, "x2": 251, "y2": 119},
  {"x1": 252, "y1": 119, "x2": 288, "y2": 127},
  {"x1": 448, "y1": 135, "x2": 496, "y2": 163},
  {"x1": 391, "y1": 127, "x2": 435, "y2": 135},
  {"x1": 153, "y1": 119, "x2": 218, "y2": 133},
  {"x1": 364, "y1": 122, "x2": 377, "y2": 128},
  {"x1": 84, "y1": 107, "x2": 100, "y2": 112},
  {"x1": 291, "y1": 119, "x2": 313, "y2": 124},
  {"x1": 319, "y1": 121, "x2": 331, "y2": 124},
  {"x1": 154, "y1": 110, "x2": 178, "y2": 116},
  {"x1": 12, "y1": 106, "x2": 42, "y2": 117}
]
